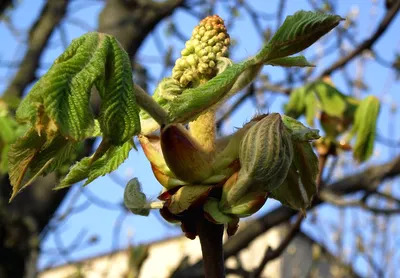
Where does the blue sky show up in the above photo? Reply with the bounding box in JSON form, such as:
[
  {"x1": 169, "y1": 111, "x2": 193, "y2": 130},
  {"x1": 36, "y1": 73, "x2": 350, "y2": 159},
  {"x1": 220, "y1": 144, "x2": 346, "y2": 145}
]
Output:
[{"x1": 1, "y1": 0, "x2": 400, "y2": 275}]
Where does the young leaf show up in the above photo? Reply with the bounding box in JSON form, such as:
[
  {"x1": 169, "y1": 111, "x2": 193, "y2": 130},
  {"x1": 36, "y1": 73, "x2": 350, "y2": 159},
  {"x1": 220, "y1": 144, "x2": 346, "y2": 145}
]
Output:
[
  {"x1": 85, "y1": 140, "x2": 133, "y2": 185},
  {"x1": 351, "y1": 96, "x2": 380, "y2": 162},
  {"x1": 98, "y1": 37, "x2": 141, "y2": 145},
  {"x1": 55, "y1": 140, "x2": 133, "y2": 189},
  {"x1": 258, "y1": 11, "x2": 343, "y2": 61},
  {"x1": 271, "y1": 141, "x2": 318, "y2": 212},
  {"x1": 168, "y1": 60, "x2": 254, "y2": 123},
  {"x1": 124, "y1": 178, "x2": 150, "y2": 216},
  {"x1": 284, "y1": 86, "x2": 308, "y2": 118},
  {"x1": 17, "y1": 33, "x2": 106, "y2": 140},
  {"x1": 311, "y1": 81, "x2": 347, "y2": 118},
  {"x1": 266, "y1": 56, "x2": 315, "y2": 67}
]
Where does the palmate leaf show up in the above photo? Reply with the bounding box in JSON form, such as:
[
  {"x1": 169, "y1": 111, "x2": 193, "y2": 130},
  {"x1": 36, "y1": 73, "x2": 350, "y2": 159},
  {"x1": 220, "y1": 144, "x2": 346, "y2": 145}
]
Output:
[
  {"x1": 98, "y1": 37, "x2": 140, "y2": 145},
  {"x1": 9, "y1": 32, "x2": 141, "y2": 199},
  {"x1": 55, "y1": 140, "x2": 133, "y2": 189},
  {"x1": 8, "y1": 128, "x2": 77, "y2": 200},
  {"x1": 258, "y1": 11, "x2": 343, "y2": 61}
]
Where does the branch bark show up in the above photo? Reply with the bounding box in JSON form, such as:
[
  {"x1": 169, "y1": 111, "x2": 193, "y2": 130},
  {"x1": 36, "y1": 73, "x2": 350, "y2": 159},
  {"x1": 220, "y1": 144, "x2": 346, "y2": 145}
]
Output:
[{"x1": 3, "y1": 0, "x2": 70, "y2": 98}]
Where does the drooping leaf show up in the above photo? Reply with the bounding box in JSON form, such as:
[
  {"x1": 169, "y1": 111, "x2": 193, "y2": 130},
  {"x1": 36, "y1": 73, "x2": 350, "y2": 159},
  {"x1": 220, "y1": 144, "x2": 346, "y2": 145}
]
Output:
[
  {"x1": 350, "y1": 96, "x2": 380, "y2": 162},
  {"x1": 311, "y1": 81, "x2": 347, "y2": 117},
  {"x1": 124, "y1": 178, "x2": 150, "y2": 216},
  {"x1": 304, "y1": 91, "x2": 318, "y2": 126},
  {"x1": 8, "y1": 129, "x2": 45, "y2": 199},
  {"x1": 258, "y1": 11, "x2": 343, "y2": 61},
  {"x1": 98, "y1": 37, "x2": 141, "y2": 145},
  {"x1": 85, "y1": 140, "x2": 133, "y2": 185},
  {"x1": 55, "y1": 140, "x2": 133, "y2": 189},
  {"x1": 266, "y1": 56, "x2": 315, "y2": 67},
  {"x1": 284, "y1": 85, "x2": 308, "y2": 119}
]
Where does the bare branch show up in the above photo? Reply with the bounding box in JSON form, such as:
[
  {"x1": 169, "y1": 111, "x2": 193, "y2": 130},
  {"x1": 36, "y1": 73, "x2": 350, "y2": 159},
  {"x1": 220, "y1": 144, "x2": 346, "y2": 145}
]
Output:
[
  {"x1": 320, "y1": 0, "x2": 400, "y2": 77},
  {"x1": 3, "y1": 0, "x2": 70, "y2": 98}
]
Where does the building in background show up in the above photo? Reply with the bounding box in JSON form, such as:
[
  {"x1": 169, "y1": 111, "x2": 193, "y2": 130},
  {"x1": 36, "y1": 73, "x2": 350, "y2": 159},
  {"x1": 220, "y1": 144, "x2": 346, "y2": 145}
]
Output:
[{"x1": 39, "y1": 223, "x2": 357, "y2": 278}]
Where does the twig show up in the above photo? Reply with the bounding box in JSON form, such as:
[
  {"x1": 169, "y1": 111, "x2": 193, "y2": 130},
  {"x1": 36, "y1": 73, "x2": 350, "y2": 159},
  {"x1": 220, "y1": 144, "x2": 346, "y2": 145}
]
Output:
[
  {"x1": 3, "y1": 0, "x2": 70, "y2": 98},
  {"x1": 320, "y1": 0, "x2": 400, "y2": 77}
]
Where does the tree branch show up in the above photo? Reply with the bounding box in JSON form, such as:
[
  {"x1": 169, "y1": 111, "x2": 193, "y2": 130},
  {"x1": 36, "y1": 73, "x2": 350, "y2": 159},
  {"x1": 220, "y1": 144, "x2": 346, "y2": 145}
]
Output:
[
  {"x1": 3, "y1": 0, "x2": 70, "y2": 98},
  {"x1": 320, "y1": 0, "x2": 400, "y2": 77}
]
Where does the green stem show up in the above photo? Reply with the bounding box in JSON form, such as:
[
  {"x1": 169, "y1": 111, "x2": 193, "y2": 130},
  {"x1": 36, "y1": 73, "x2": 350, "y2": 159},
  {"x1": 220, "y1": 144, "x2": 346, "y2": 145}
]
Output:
[{"x1": 133, "y1": 83, "x2": 168, "y2": 133}]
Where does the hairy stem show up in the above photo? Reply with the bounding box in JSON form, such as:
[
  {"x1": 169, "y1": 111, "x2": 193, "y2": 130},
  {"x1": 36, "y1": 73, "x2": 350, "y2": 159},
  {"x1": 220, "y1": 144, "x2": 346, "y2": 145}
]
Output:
[
  {"x1": 134, "y1": 83, "x2": 169, "y2": 134},
  {"x1": 189, "y1": 110, "x2": 216, "y2": 153},
  {"x1": 196, "y1": 216, "x2": 226, "y2": 278}
]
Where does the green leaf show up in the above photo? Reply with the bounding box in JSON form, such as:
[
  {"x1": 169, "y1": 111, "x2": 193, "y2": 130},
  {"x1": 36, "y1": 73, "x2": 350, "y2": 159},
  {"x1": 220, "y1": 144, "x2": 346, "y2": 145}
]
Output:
[
  {"x1": 282, "y1": 115, "x2": 320, "y2": 141},
  {"x1": 56, "y1": 157, "x2": 91, "y2": 189},
  {"x1": 266, "y1": 56, "x2": 315, "y2": 67},
  {"x1": 124, "y1": 178, "x2": 150, "y2": 216},
  {"x1": 258, "y1": 11, "x2": 343, "y2": 61},
  {"x1": 98, "y1": 37, "x2": 141, "y2": 145},
  {"x1": 17, "y1": 33, "x2": 106, "y2": 140},
  {"x1": 304, "y1": 91, "x2": 318, "y2": 126},
  {"x1": 311, "y1": 81, "x2": 347, "y2": 117},
  {"x1": 351, "y1": 96, "x2": 380, "y2": 162},
  {"x1": 168, "y1": 60, "x2": 254, "y2": 123},
  {"x1": 284, "y1": 86, "x2": 307, "y2": 118},
  {"x1": 85, "y1": 140, "x2": 133, "y2": 185},
  {"x1": 271, "y1": 141, "x2": 318, "y2": 211},
  {"x1": 55, "y1": 140, "x2": 133, "y2": 189},
  {"x1": 8, "y1": 129, "x2": 47, "y2": 200}
]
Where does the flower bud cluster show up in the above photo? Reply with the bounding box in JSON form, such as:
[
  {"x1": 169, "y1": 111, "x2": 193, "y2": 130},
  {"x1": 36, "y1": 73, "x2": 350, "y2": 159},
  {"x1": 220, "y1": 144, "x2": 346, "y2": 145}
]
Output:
[{"x1": 172, "y1": 15, "x2": 230, "y2": 86}]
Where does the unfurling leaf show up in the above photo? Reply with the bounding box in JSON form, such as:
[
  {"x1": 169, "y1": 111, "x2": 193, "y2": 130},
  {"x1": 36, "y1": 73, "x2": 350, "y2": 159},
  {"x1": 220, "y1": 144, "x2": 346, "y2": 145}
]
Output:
[
  {"x1": 310, "y1": 81, "x2": 348, "y2": 118},
  {"x1": 348, "y1": 96, "x2": 380, "y2": 162},
  {"x1": 124, "y1": 178, "x2": 150, "y2": 216},
  {"x1": 258, "y1": 11, "x2": 343, "y2": 61},
  {"x1": 271, "y1": 141, "x2": 319, "y2": 212},
  {"x1": 9, "y1": 32, "x2": 141, "y2": 197},
  {"x1": 55, "y1": 140, "x2": 133, "y2": 189},
  {"x1": 220, "y1": 114, "x2": 293, "y2": 209},
  {"x1": 282, "y1": 115, "x2": 320, "y2": 141},
  {"x1": 16, "y1": 32, "x2": 140, "y2": 144}
]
